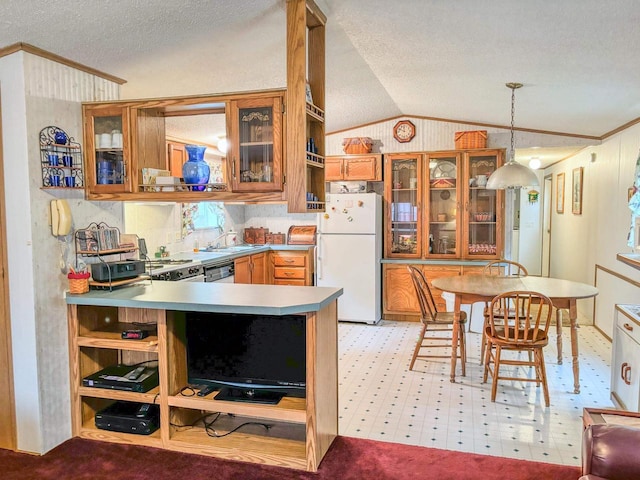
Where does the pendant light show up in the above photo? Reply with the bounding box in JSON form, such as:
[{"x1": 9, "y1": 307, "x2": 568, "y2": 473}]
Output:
[{"x1": 486, "y1": 82, "x2": 539, "y2": 189}]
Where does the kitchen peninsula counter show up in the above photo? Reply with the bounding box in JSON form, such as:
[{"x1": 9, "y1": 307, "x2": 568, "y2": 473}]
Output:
[
  {"x1": 66, "y1": 282, "x2": 341, "y2": 472},
  {"x1": 66, "y1": 281, "x2": 342, "y2": 315}
]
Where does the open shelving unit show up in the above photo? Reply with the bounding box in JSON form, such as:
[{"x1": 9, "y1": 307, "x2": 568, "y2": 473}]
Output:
[
  {"x1": 286, "y1": 0, "x2": 326, "y2": 213},
  {"x1": 67, "y1": 295, "x2": 338, "y2": 472}
]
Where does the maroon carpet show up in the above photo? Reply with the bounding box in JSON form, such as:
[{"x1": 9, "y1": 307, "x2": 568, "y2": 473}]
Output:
[{"x1": 0, "y1": 436, "x2": 580, "y2": 480}]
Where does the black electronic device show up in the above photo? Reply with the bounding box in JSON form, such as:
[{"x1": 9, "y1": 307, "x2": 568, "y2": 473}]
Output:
[
  {"x1": 90, "y1": 260, "x2": 145, "y2": 282},
  {"x1": 82, "y1": 364, "x2": 159, "y2": 393},
  {"x1": 95, "y1": 401, "x2": 159, "y2": 435},
  {"x1": 185, "y1": 312, "x2": 306, "y2": 404}
]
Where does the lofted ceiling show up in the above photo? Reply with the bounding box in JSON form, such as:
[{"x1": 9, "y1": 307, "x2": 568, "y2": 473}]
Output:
[{"x1": 2, "y1": 0, "x2": 639, "y2": 168}]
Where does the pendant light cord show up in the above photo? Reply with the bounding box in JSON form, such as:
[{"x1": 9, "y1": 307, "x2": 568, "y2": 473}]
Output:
[{"x1": 506, "y1": 82, "x2": 522, "y2": 164}]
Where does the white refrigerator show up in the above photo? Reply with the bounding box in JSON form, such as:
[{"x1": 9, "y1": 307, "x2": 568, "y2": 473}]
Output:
[{"x1": 317, "y1": 193, "x2": 382, "y2": 324}]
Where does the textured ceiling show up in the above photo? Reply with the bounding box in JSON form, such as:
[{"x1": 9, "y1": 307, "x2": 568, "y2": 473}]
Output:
[{"x1": 2, "y1": 0, "x2": 639, "y2": 166}]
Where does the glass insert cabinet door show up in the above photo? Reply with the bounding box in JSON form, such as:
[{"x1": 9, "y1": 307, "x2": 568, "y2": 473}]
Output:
[
  {"x1": 228, "y1": 96, "x2": 283, "y2": 192},
  {"x1": 385, "y1": 154, "x2": 421, "y2": 257},
  {"x1": 427, "y1": 153, "x2": 461, "y2": 257},
  {"x1": 84, "y1": 105, "x2": 131, "y2": 193},
  {"x1": 463, "y1": 150, "x2": 503, "y2": 258}
]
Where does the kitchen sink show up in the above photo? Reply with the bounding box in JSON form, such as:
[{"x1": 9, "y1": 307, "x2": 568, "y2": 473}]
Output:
[{"x1": 202, "y1": 245, "x2": 259, "y2": 253}]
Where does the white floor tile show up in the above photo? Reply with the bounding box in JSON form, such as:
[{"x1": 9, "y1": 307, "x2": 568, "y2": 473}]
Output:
[{"x1": 338, "y1": 320, "x2": 613, "y2": 466}]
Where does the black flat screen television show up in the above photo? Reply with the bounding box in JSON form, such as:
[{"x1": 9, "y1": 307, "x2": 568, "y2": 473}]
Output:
[{"x1": 185, "y1": 312, "x2": 306, "y2": 403}]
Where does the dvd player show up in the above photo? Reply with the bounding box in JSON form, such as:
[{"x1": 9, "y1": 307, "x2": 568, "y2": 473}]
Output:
[
  {"x1": 83, "y1": 364, "x2": 159, "y2": 393},
  {"x1": 95, "y1": 401, "x2": 159, "y2": 435}
]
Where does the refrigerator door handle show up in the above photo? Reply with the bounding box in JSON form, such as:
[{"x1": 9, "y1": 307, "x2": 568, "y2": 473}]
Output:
[{"x1": 316, "y1": 234, "x2": 322, "y2": 280}]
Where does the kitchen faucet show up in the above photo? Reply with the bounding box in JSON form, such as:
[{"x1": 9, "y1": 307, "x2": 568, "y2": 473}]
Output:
[{"x1": 207, "y1": 228, "x2": 238, "y2": 249}]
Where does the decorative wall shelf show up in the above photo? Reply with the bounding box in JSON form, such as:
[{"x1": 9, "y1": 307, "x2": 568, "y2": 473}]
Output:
[{"x1": 40, "y1": 126, "x2": 84, "y2": 189}]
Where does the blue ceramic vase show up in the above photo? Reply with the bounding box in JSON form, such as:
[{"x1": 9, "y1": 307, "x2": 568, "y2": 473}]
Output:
[
  {"x1": 182, "y1": 145, "x2": 210, "y2": 191},
  {"x1": 54, "y1": 130, "x2": 67, "y2": 145}
]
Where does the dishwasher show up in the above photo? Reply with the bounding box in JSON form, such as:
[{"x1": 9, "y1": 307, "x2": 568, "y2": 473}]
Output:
[{"x1": 203, "y1": 260, "x2": 235, "y2": 283}]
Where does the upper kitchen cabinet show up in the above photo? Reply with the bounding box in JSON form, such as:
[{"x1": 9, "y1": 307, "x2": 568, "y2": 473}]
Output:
[
  {"x1": 82, "y1": 90, "x2": 287, "y2": 202},
  {"x1": 383, "y1": 148, "x2": 504, "y2": 260},
  {"x1": 83, "y1": 104, "x2": 132, "y2": 194},
  {"x1": 325, "y1": 154, "x2": 382, "y2": 182},
  {"x1": 286, "y1": 0, "x2": 326, "y2": 213},
  {"x1": 227, "y1": 94, "x2": 284, "y2": 192}
]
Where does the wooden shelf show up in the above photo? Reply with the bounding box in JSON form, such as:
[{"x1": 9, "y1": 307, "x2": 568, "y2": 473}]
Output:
[
  {"x1": 617, "y1": 253, "x2": 640, "y2": 270},
  {"x1": 169, "y1": 391, "x2": 306, "y2": 424},
  {"x1": 79, "y1": 386, "x2": 160, "y2": 403},
  {"x1": 306, "y1": 102, "x2": 324, "y2": 122},
  {"x1": 168, "y1": 418, "x2": 307, "y2": 470},
  {"x1": 77, "y1": 247, "x2": 138, "y2": 256},
  {"x1": 89, "y1": 276, "x2": 150, "y2": 289},
  {"x1": 77, "y1": 333, "x2": 158, "y2": 351},
  {"x1": 78, "y1": 418, "x2": 163, "y2": 447}
]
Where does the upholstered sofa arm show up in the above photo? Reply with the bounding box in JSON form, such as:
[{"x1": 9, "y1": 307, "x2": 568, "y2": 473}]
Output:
[{"x1": 580, "y1": 423, "x2": 640, "y2": 480}]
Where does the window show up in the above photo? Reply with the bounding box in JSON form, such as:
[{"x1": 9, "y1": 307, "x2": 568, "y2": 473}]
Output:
[{"x1": 182, "y1": 202, "x2": 225, "y2": 236}]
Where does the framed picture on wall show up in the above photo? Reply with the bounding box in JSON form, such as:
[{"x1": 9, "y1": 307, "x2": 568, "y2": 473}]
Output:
[
  {"x1": 572, "y1": 167, "x2": 583, "y2": 215},
  {"x1": 556, "y1": 173, "x2": 565, "y2": 213}
]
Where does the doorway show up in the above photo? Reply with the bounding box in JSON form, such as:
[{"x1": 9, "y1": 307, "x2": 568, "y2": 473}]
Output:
[
  {"x1": 541, "y1": 174, "x2": 553, "y2": 277},
  {"x1": 0, "y1": 89, "x2": 17, "y2": 450}
]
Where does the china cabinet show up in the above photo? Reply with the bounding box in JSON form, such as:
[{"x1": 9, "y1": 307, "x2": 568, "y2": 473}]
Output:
[
  {"x1": 384, "y1": 153, "x2": 422, "y2": 257},
  {"x1": 384, "y1": 149, "x2": 504, "y2": 260},
  {"x1": 325, "y1": 154, "x2": 382, "y2": 182},
  {"x1": 228, "y1": 95, "x2": 283, "y2": 192}
]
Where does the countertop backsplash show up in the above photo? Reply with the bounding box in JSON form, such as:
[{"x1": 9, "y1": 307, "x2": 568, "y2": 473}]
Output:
[{"x1": 124, "y1": 202, "x2": 317, "y2": 256}]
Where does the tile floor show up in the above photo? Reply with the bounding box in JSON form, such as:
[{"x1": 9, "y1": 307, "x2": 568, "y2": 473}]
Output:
[{"x1": 337, "y1": 319, "x2": 613, "y2": 466}]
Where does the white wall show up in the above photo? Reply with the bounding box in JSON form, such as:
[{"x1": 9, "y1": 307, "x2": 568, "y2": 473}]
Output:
[
  {"x1": 1, "y1": 51, "x2": 122, "y2": 453},
  {"x1": 545, "y1": 124, "x2": 640, "y2": 332}
]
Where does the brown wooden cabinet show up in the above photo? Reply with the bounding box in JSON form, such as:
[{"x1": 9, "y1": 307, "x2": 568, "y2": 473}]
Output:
[
  {"x1": 82, "y1": 104, "x2": 133, "y2": 194},
  {"x1": 384, "y1": 149, "x2": 504, "y2": 261},
  {"x1": 286, "y1": 0, "x2": 326, "y2": 213},
  {"x1": 82, "y1": 90, "x2": 288, "y2": 202},
  {"x1": 382, "y1": 263, "x2": 461, "y2": 319},
  {"x1": 325, "y1": 154, "x2": 382, "y2": 182},
  {"x1": 166, "y1": 141, "x2": 187, "y2": 178},
  {"x1": 234, "y1": 252, "x2": 267, "y2": 284},
  {"x1": 228, "y1": 94, "x2": 284, "y2": 192},
  {"x1": 270, "y1": 249, "x2": 315, "y2": 286}
]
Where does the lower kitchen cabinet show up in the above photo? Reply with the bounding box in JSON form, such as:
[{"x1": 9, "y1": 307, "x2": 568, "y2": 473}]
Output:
[
  {"x1": 382, "y1": 263, "x2": 482, "y2": 320},
  {"x1": 270, "y1": 249, "x2": 315, "y2": 286},
  {"x1": 611, "y1": 305, "x2": 640, "y2": 410},
  {"x1": 235, "y1": 252, "x2": 266, "y2": 284}
]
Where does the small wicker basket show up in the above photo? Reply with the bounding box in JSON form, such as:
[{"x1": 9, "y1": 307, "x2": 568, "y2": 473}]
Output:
[
  {"x1": 342, "y1": 137, "x2": 373, "y2": 154},
  {"x1": 68, "y1": 272, "x2": 90, "y2": 294},
  {"x1": 454, "y1": 130, "x2": 487, "y2": 149}
]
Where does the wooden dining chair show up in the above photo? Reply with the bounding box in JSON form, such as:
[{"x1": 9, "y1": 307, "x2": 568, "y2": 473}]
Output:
[
  {"x1": 482, "y1": 290, "x2": 553, "y2": 406},
  {"x1": 479, "y1": 259, "x2": 529, "y2": 362},
  {"x1": 406, "y1": 265, "x2": 467, "y2": 372}
]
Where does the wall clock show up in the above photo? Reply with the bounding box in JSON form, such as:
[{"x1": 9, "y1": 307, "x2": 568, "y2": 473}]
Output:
[{"x1": 393, "y1": 120, "x2": 416, "y2": 143}]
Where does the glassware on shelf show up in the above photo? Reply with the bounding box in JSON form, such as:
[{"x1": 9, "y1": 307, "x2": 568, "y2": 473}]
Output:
[{"x1": 182, "y1": 145, "x2": 210, "y2": 191}]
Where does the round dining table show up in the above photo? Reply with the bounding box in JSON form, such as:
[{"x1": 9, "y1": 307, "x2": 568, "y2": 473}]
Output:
[{"x1": 431, "y1": 275, "x2": 599, "y2": 393}]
